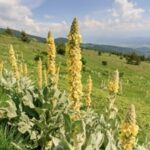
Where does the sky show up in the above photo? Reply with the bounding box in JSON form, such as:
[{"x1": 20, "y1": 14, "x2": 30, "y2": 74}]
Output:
[{"x1": 0, "y1": 0, "x2": 150, "y2": 43}]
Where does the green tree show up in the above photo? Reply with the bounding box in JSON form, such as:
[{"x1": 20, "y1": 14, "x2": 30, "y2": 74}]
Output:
[
  {"x1": 20, "y1": 31, "x2": 30, "y2": 43},
  {"x1": 126, "y1": 52, "x2": 141, "y2": 65},
  {"x1": 56, "y1": 43, "x2": 66, "y2": 55}
]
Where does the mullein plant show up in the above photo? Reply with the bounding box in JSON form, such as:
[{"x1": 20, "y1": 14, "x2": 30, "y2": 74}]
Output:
[
  {"x1": 67, "y1": 17, "x2": 83, "y2": 113},
  {"x1": 9, "y1": 45, "x2": 20, "y2": 81},
  {"x1": 107, "y1": 69, "x2": 120, "y2": 119},
  {"x1": 43, "y1": 68, "x2": 48, "y2": 86},
  {"x1": 99, "y1": 70, "x2": 120, "y2": 148},
  {"x1": 119, "y1": 104, "x2": 139, "y2": 150},
  {"x1": 85, "y1": 75, "x2": 92, "y2": 108},
  {"x1": 55, "y1": 66, "x2": 60, "y2": 87},
  {"x1": 37, "y1": 58, "x2": 43, "y2": 89},
  {"x1": 47, "y1": 31, "x2": 57, "y2": 85}
]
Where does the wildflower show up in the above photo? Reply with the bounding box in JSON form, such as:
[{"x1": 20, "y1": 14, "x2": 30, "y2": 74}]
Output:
[
  {"x1": 37, "y1": 59, "x2": 43, "y2": 89},
  {"x1": 24, "y1": 63, "x2": 28, "y2": 76},
  {"x1": 47, "y1": 32, "x2": 56, "y2": 77},
  {"x1": 108, "y1": 69, "x2": 119, "y2": 94},
  {"x1": 43, "y1": 69, "x2": 48, "y2": 86},
  {"x1": 119, "y1": 104, "x2": 139, "y2": 150},
  {"x1": 46, "y1": 140, "x2": 52, "y2": 150},
  {"x1": 86, "y1": 75, "x2": 92, "y2": 107},
  {"x1": 68, "y1": 18, "x2": 83, "y2": 111},
  {"x1": 9, "y1": 45, "x2": 20, "y2": 80}
]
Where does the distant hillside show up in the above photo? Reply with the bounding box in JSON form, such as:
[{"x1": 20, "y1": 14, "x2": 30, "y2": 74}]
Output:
[
  {"x1": 0, "y1": 28, "x2": 68, "y2": 44},
  {"x1": 81, "y1": 43, "x2": 138, "y2": 54},
  {"x1": 0, "y1": 27, "x2": 148, "y2": 56},
  {"x1": 0, "y1": 28, "x2": 46, "y2": 42},
  {"x1": 54, "y1": 37, "x2": 68, "y2": 44}
]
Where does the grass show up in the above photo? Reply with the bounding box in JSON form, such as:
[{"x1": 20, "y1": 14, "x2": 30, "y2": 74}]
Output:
[
  {"x1": 0, "y1": 33, "x2": 150, "y2": 144},
  {"x1": 0, "y1": 126, "x2": 25, "y2": 150}
]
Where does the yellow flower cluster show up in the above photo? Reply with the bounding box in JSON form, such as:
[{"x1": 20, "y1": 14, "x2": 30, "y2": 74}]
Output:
[
  {"x1": 46, "y1": 140, "x2": 52, "y2": 150},
  {"x1": 86, "y1": 75, "x2": 92, "y2": 107},
  {"x1": 0, "y1": 60, "x2": 4, "y2": 77},
  {"x1": 47, "y1": 32, "x2": 56, "y2": 77},
  {"x1": 9, "y1": 45, "x2": 20, "y2": 80},
  {"x1": 19, "y1": 62, "x2": 28, "y2": 76},
  {"x1": 43, "y1": 69, "x2": 48, "y2": 86},
  {"x1": 37, "y1": 59, "x2": 43, "y2": 89},
  {"x1": 119, "y1": 104, "x2": 139, "y2": 150},
  {"x1": 108, "y1": 70, "x2": 119, "y2": 94},
  {"x1": 68, "y1": 18, "x2": 83, "y2": 111}
]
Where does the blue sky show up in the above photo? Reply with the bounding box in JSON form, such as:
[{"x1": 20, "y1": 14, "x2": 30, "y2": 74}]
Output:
[{"x1": 0, "y1": 0, "x2": 150, "y2": 43}]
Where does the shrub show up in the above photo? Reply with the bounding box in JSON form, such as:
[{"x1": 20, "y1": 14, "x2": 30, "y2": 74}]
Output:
[
  {"x1": 56, "y1": 43, "x2": 66, "y2": 55},
  {"x1": 126, "y1": 52, "x2": 141, "y2": 65},
  {"x1": 20, "y1": 31, "x2": 30, "y2": 43},
  {"x1": 81, "y1": 57, "x2": 86, "y2": 65},
  {"x1": 34, "y1": 54, "x2": 43, "y2": 61},
  {"x1": 102, "y1": 60, "x2": 107, "y2": 66},
  {"x1": 98, "y1": 51, "x2": 102, "y2": 56}
]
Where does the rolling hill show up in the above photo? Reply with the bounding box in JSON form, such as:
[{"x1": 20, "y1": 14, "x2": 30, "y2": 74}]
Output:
[{"x1": 0, "y1": 27, "x2": 148, "y2": 57}]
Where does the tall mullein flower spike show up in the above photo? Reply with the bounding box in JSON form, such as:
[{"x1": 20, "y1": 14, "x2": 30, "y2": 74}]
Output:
[
  {"x1": 55, "y1": 66, "x2": 60, "y2": 87},
  {"x1": 86, "y1": 75, "x2": 92, "y2": 107},
  {"x1": 37, "y1": 59, "x2": 43, "y2": 89},
  {"x1": 24, "y1": 63, "x2": 28, "y2": 76},
  {"x1": 119, "y1": 104, "x2": 139, "y2": 150},
  {"x1": 108, "y1": 69, "x2": 119, "y2": 94},
  {"x1": 43, "y1": 69, "x2": 48, "y2": 86},
  {"x1": 68, "y1": 18, "x2": 83, "y2": 111},
  {"x1": 9, "y1": 45, "x2": 20, "y2": 80},
  {"x1": 0, "y1": 60, "x2": 4, "y2": 77},
  {"x1": 47, "y1": 31, "x2": 56, "y2": 77}
]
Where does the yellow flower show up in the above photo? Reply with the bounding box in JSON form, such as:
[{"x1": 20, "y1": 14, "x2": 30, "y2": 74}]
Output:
[
  {"x1": 86, "y1": 75, "x2": 92, "y2": 107},
  {"x1": 108, "y1": 70, "x2": 119, "y2": 94},
  {"x1": 68, "y1": 18, "x2": 83, "y2": 111},
  {"x1": 119, "y1": 104, "x2": 139, "y2": 150},
  {"x1": 9, "y1": 45, "x2": 20, "y2": 80},
  {"x1": 123, "y1": 144, "x2": 132, "y2": 150},
  {"x1": 46, "y1": 140, "x2": 52, "y2": 149},
  {"x1": 37, "y1": 59, "x2": 43, "y2": 89},
  {"x1": 47, "y1": 32, "x2": 56, "y2": 77},
  {"x1": 43, "y1": 69, "x2": 48, "y2": 86},
  {"x1": 24, "y1": 63, "x2": 28, "y2": 76}
]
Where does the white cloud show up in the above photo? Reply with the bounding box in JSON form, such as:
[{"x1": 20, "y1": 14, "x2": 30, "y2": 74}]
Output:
[
  {"x1": 83, "y1": 17, "x2": 105, "y2": 30},
  {"x1": 0, "y1": 0, "x2": 68, "y2": 37},
  {"x1": 111, "y1": 0, "x2": 145, "y2": 20},
  {"x1": 80, "y1": 0, "x2": 147, "y2": 38}
]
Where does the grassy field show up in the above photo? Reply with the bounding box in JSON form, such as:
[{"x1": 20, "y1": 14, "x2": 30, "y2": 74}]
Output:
[{"x1": 0, "y1": 33, "x2": 150, "y2": 144}]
